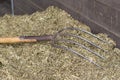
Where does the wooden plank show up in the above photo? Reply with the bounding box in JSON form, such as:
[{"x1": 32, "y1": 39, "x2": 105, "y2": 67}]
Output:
[
  {"x1": 14, "y1": 0, "x2": 47, "y2": 15},
  {"x1": 96, "y1": 0, "x2": 120, "y2": 11},
  {"x1": 0, "y1": 0, "x2": 11, "y2": 16}
]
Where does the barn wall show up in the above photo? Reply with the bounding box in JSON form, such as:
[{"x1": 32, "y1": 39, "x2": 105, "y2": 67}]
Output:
[{"x1": 0, "y1": 0, "x2": 11, "y2": 15}]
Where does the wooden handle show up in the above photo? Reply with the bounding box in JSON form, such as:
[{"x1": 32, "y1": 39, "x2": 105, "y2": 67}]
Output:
[{"x1": 0, "y1": 37, "x2": 37, "y2": 43}]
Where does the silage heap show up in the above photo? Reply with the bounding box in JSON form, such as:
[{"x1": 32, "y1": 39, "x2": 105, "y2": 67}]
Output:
[{"x1": 0, "y1": 6, "x2": 120, "y2": 80}]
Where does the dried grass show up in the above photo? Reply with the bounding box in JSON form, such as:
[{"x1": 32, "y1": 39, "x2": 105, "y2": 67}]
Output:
[{"x1": 0, "y1": 6, "x2": 120, "y2": 80}]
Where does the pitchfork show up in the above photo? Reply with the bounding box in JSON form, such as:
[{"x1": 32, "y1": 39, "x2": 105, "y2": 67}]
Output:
[{"x1": 0, "y1": 27, "x2": 109, "y2": 68}]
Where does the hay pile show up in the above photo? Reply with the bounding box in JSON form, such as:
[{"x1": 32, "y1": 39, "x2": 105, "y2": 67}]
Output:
[{"x1": 0, "y1": 6, "x2": 120, "y2": 80}]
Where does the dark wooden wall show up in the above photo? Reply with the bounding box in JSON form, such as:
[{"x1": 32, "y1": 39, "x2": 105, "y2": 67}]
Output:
[
  {"x1": 0, "y1": 0, "x2": 11, "y2": 15},
  {"x1": 0, "y1": 0, "x2": 120, "y2": 48}
]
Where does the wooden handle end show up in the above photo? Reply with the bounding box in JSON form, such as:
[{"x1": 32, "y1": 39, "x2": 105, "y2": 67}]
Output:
[{"x1": 0, "y1": 37, "x2": 37, "y2": 43}]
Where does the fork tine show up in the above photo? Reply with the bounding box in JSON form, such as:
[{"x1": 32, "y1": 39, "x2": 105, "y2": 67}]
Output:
[
  {"x1": 52, "y1": 27, "x2": 108, "y2": 68},
  {"x1": 58, "y1": 39, "x2": 105, "y2": 59},
  {"x1": 62, "y1": 33, "x2": 108, "y2": 53},
  {"x1": 61, "y1": 27, "x2": 110, "y2": 44},
  {"x1": 52, "y1": 41, "x2": 103, "y2": 69}
]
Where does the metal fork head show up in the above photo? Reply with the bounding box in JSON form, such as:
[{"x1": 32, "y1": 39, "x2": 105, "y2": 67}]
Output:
[{"x1": 52, "y1": 27, "x2": 109, "y2": 68}]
